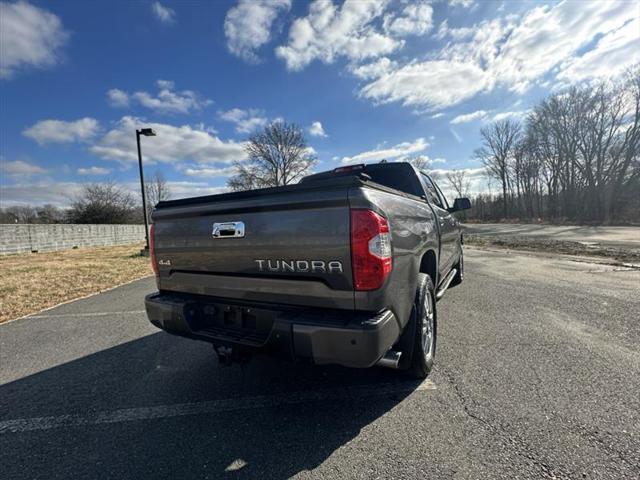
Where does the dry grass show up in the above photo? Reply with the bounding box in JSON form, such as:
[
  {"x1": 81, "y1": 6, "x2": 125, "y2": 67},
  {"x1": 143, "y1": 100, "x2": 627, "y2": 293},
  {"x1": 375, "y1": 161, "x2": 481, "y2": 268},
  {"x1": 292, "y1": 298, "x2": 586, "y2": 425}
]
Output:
[{"x1": 0, "y1": 243, "x2": 152, "y2": 323}]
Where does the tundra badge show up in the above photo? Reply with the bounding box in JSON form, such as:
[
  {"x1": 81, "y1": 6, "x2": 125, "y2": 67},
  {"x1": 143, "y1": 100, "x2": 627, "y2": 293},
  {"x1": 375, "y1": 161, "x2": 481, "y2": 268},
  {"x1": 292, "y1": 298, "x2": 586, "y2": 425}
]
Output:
[{"x1": 254, "y1": 259, "x2": 343, "y2": 274}]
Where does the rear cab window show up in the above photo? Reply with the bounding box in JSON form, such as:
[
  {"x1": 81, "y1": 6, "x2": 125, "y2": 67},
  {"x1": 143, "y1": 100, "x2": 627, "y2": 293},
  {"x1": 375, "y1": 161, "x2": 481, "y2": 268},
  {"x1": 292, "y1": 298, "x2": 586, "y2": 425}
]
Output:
[
  {"x1": 363, "y1": 163, "x2": 424, "y2": 197},
  {"x1": 301, "y1": 162, "x2": 424, "y2": 198}
]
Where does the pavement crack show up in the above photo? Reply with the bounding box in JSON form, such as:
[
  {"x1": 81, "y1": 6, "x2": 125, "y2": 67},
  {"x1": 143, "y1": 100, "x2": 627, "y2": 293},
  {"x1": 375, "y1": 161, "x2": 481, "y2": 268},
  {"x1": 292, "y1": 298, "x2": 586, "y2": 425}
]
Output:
[
  {"x1": 436, "y1": 367, "x2": 573, "y2": 480},
  {"x1": 558, "y1": 421, "x2": 640, "y2": 473}
]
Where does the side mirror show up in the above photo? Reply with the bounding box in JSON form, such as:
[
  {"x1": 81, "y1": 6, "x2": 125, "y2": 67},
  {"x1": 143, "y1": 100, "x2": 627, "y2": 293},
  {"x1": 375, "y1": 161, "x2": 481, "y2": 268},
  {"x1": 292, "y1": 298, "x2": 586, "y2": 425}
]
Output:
[{"x1": 450, "y1": 197, "x2": 471, "y2": 212}]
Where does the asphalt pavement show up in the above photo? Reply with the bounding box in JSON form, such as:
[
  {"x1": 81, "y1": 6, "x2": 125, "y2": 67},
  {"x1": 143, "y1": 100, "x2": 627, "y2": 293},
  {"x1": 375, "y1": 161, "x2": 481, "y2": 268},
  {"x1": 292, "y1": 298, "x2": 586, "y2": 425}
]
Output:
[{"x1": 1, "y1": 248, "x2": 639, "y2": 479}]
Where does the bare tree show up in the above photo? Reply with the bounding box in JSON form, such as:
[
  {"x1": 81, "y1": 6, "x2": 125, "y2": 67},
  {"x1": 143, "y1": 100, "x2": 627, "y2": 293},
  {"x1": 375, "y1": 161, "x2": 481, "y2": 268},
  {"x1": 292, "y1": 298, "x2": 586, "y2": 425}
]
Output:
[
  {"x1": 445, "y1": 170, "x2": 471, "y2": 198},
  {"x1": 464, "y1": 65, "x2": 640, "y2": 224},
  {"x1": 228, "y1": 121, "x2": 316, "y2": 191},
  {"x1": 474, "y1": 119, "x2": 522, "y2": 218},
  {"x1": 409, "y1": 156, "x2": 431, "y2": 171},
  {"x1": 36, "y1": 204, "x2": 65, "y2": 223},
  {"x1": 5, "y1": 206, "x2": 38, "y2": 223},
  {"x1": 67, "y1": 182, "x2": 136, "y2": 224},
  {"x1": 144, "y1": 171, "x2": 171, "y2": 223}
]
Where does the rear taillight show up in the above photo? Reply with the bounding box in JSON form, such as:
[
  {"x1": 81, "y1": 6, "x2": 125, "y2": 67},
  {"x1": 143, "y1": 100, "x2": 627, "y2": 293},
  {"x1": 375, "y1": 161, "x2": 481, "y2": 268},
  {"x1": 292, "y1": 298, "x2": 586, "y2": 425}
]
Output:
[
  {"x1": 149, "y1": 224, "x2": 158, "y2": 276},
  {"x1": 350, "y1": 209, "x2": 392, "y2": 291}
]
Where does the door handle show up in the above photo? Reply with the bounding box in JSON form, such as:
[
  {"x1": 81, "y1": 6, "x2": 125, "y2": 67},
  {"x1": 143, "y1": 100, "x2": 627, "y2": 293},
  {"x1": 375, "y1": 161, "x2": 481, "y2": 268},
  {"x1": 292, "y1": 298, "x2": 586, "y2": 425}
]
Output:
[{"x1": 212, "y1": 221, "x2": 245, "y2": 238}]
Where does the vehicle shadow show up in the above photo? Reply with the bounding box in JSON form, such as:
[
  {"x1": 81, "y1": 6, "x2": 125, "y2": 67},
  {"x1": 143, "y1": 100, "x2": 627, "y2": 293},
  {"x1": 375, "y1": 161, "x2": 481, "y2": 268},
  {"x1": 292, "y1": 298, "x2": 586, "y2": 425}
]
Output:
[{"x1": 1, "y1": 331, "x2": 423, "y2": 479}]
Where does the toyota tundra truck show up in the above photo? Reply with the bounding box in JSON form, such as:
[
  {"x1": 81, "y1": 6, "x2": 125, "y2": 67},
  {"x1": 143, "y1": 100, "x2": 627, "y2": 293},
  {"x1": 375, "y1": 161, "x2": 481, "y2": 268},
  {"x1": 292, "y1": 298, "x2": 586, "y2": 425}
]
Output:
[{"x1": 144, "y1": 162, "x2": 470, "y2": 378}]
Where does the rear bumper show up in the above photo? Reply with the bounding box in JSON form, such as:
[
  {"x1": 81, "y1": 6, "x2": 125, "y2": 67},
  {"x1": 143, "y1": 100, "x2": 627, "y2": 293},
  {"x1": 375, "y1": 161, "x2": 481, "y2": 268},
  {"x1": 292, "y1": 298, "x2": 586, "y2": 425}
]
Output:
[{"x1": 145, "y1": 292, "x2": 400, "y2": 368}]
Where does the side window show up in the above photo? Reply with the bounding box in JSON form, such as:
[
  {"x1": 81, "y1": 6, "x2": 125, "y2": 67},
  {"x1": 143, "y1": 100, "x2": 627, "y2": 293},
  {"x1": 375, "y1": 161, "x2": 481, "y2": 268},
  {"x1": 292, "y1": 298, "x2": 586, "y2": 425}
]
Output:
[
  {"x1": 432, "y1": 178, "x2": 451, "y2": 210},
  {"x1": 420, "y1": 173, "x2": 444, "y2": 209}
]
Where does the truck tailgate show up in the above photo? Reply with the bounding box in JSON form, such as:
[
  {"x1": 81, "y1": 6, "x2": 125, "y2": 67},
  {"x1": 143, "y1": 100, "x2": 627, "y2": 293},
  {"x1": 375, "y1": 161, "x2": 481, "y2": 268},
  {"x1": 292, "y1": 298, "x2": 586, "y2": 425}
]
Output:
[{"x1": 152, "y1": 183, "x2": 355, "y2": 310}]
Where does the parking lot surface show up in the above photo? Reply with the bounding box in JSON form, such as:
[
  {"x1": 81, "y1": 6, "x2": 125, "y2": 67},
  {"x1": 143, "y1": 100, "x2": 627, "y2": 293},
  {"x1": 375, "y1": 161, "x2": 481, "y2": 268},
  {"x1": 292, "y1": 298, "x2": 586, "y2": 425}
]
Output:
[{"x1": 1, "y1": 248, "x2": 639, "y2": 479}]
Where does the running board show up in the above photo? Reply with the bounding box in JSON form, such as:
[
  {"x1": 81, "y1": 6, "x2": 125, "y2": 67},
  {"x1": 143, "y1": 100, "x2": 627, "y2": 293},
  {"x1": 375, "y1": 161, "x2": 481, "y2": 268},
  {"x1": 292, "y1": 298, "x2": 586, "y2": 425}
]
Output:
[
  {"x1": 436, "y1": 268, "x2": 457, "y2": 300},
  {"x1": 377, "y1": 350, "x2": 402, "y2": 369}
]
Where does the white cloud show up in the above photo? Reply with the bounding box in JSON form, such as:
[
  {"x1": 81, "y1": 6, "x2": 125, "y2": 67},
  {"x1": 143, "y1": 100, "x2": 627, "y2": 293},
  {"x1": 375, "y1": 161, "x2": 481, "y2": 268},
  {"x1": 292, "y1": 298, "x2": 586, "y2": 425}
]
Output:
[
  {"x1": 23, "y1": 118, "x2": 100, "y2": 145},
  {"x1": 163, "y1": 182, "x2": 227, "y2": 198},
  {"x1": 434, "y1": 19, "x2": 474, "y2": 41},
  {"x1": 156, "y1": 79, "x2": 174, "y2": 89},
  {"x1": 0, "y1": 181, "x2": 84, "y2": 207},
  {"x1": 77, "y1": 166, "x2": 111, "y2": 176},
  {"x1": 0, "y1": 180, "x2": 227, "y2": 207},
  {"x1": 181, "y1": 166, "x2": 237, "y2": 178},
  {"x1": 491, "y1": 110, "x2": 528, "y2": 122},
  {"x1": 120, "y1": 180, "x2": 228, "y2": 202},
  {"x1": 276, "y1": 0, "x2": 402, "y2": 71},
  {"x1": 557, "y1": 15, "x2": 640, "y2": 83},
  {"x1": 350, "y1": 57, "x2": 397, "y2": 79},
  {"x1": 107, "y1": 89, "x2": 129, "y2": 107},
  {"x1": 108, "y1": 80, "x2": 212, "y2": 114},
  {"x1": 383, "y1": 1, "x2": 433, "y2": 37},
  {"x1": 225, "y1": 0, "x2": 291, "y2": 63},
  {"x1": 219, "y1": 108, "x2": 269, "y2": 134},
  {"x1": 487, "y1": 1, "x2": 637, "y2": 93},
  {"x1": 151, "y1": 2, "x2": 176, "y2": 24},
  {"x1": 308, "y1": 121, "x2": 327, "y2": 137},
  {"x1": 430, "y1": 113, "x2": 445, "y2": 119},
  {"x1": 360, "y1": 59, "x2": 489, "y2": 110},
  {"x1": 0, "y1": 1, "x2": 69, "y2": 79},
  {"x1": 450, "y1": 110, "x2": 489, "y2": 124},
  {"x1": 449, "y1": 109, "x2": 527, "y2": 125},
  {"x1": 341, "y1": 137, "x2": 429, "y2": 164},
  {"x1": 358, "y1": 0, "x2": 639, "y2": 110},
  {"x1": 449, "y1": 0, "x2": 476, "y2": 9},
  {"x1": 89, "y1": 116, "x2": 247, "y2": 166},
  {"x1": 132, "y1": 80, "x2": 212, "y2": 114},
  {"x1": 1, "y1": 160, "x2": 47, "y2": 177}
]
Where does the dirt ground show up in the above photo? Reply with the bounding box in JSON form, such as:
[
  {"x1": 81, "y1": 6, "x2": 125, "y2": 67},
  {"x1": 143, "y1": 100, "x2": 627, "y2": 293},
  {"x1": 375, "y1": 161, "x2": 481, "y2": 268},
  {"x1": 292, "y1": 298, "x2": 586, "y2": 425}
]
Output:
[{"x1": 464, "y1": 234, "x2": 640, "y2": 264}]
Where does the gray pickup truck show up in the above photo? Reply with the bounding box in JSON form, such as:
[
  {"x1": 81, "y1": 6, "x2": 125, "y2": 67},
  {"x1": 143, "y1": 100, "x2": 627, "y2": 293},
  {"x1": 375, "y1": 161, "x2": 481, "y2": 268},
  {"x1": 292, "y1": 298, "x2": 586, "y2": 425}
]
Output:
[{"x1": 145, "y1": 162, "x2": 470, "y2": 378}]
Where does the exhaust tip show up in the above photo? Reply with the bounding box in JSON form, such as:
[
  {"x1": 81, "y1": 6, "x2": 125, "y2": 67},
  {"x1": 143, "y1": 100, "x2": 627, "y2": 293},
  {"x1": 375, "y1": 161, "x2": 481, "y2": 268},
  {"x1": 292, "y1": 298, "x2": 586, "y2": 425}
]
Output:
[{"x1": 377, "y1": 350, "x2": 402, "y2": 369}]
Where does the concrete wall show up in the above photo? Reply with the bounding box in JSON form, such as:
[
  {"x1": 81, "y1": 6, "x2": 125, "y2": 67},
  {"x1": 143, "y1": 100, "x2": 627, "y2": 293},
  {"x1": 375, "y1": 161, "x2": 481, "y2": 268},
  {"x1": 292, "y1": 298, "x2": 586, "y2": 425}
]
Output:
[{"x1": 0, "y1": 224, "x2": 146, "y2": 255}]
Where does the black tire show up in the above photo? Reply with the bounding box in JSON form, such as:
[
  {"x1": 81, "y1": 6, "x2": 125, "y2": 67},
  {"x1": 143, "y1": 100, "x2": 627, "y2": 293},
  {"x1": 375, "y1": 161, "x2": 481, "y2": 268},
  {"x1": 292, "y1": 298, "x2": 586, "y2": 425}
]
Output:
[
  {"x1": 450, "y1": 245, "x2": 464, "y2": 287},
  {"x1": 407, "y1": 273, "x2": 437, "y2": 379}
]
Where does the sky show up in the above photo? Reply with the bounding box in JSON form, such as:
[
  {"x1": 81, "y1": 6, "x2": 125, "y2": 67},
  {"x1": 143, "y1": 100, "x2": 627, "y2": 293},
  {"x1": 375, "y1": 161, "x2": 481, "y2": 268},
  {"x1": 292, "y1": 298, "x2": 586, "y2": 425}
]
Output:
[{"x1": 1, "y1": 0, "x2": 639, "y2": 207}]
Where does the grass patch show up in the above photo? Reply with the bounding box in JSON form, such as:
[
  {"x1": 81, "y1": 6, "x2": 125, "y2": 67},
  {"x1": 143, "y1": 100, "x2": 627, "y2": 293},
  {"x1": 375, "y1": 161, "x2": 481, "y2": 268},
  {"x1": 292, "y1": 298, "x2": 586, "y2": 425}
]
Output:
[{"x1": 0, "y1": 243, "x2": 152, "y2": 323}]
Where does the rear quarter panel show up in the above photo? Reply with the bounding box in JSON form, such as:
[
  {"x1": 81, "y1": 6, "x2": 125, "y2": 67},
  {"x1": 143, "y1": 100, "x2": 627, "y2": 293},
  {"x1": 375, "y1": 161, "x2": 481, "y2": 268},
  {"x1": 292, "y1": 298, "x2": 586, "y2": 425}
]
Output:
[{"x1": 349, "y1": 185, "x2": 438, "y2": 329}]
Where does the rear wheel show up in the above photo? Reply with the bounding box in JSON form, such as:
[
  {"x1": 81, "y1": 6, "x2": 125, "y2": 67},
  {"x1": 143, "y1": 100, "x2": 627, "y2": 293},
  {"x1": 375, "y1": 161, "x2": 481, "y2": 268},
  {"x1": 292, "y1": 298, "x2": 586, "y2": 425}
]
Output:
[{"x1": 407, "y1": 273, "x2": 437, "y2": 379}]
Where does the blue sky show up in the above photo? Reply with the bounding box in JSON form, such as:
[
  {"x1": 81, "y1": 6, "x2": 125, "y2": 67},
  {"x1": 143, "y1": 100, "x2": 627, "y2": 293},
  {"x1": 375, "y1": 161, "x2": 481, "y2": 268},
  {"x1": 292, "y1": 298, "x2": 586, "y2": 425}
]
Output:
[{"x1": 1, "y1": 0, "x2": 639, "y2": 206}]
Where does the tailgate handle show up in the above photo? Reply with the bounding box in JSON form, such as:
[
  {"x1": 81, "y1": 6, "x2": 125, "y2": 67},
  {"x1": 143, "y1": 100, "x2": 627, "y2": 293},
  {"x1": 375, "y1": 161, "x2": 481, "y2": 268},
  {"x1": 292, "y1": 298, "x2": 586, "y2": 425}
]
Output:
[{"x1": 212, "y1": 221, "x2": 245, "y2": 238}]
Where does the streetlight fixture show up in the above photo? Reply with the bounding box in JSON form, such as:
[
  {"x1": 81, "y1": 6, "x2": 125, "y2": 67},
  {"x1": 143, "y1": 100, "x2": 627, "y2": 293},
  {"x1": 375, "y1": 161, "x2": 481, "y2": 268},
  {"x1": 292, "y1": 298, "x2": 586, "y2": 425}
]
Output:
[{"x1": 136, "y1": 128, "x2": 156, "y2": 256}]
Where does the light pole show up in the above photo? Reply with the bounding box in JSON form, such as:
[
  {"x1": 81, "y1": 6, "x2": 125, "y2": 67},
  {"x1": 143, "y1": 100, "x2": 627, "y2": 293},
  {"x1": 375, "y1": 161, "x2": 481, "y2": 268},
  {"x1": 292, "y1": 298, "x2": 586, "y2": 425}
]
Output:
[{"x1": 136, "y1": 128, "x2": 156, "y2": 256}]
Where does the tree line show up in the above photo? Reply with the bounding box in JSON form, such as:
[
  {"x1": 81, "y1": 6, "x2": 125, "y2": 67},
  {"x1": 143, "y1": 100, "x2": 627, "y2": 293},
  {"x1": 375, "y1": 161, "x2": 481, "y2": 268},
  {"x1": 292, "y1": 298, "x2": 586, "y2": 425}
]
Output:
[
  {"x1": 1, "y1": 172, "x2": 171, "y2": 225},
  {"x1": 468, "y1": 67, "x2": 639, "y2": 224}
]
